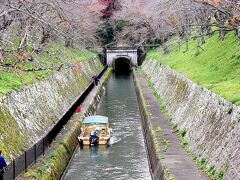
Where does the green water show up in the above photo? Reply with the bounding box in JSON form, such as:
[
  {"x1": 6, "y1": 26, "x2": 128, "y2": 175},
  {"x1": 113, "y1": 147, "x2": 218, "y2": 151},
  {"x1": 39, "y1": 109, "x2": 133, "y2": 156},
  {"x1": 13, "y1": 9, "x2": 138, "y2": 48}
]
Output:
[{"x1": 64, "y1": 74, "x2": 151, "y2": 180}]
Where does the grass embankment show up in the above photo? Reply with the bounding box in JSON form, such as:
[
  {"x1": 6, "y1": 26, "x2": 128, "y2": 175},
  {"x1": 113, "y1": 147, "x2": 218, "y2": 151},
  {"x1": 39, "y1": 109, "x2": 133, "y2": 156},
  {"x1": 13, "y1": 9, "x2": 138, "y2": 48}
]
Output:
[
  {"x1": 0, "y1": 42, "x2": 97, "y2": 97},
  {"x1": 147, "y1": 32, "x2": 240, "y2": 105}
]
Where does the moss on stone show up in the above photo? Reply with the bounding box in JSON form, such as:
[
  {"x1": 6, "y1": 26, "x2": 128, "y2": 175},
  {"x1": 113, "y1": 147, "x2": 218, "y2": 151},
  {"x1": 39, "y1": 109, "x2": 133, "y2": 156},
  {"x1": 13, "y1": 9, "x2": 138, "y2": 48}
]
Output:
[
  {"x1": 147, "y1": 73, "x2": 226, "y2": 179},
  {"x1": 21, "y1": 118, "x2": 81, "y2": 180},
  {"x1": 19, "y1": 67, "x2": 110, "y2": 180},
  {"x1": 178, "y1": 115, "x2": 221, "y2": 177},
  {"x1": 175, "y1": 79, "x2": 189, "y2": 101},
  {"x1": 0, "y1": 106, "x2": 25, "y2": 162},
  {"x1": 133, "y1": 70, "x2": 165, "y2": 177}
]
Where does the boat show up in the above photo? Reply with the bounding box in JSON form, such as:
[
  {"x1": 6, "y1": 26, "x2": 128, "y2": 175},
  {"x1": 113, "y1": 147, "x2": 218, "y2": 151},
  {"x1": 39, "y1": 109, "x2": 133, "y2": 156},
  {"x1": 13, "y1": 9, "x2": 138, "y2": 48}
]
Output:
[{"x1": 78, "y1": 116, "x2": 112, "y2": 146}]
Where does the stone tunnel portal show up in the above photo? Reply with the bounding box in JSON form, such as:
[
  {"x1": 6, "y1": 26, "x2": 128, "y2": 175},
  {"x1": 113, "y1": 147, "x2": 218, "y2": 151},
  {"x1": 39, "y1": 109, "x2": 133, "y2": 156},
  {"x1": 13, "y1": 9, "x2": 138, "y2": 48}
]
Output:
[
  {"x1": 113, "y1": 57, "x2": 132, "y2": 74},
  {"x1": 106, "y1": 48, "x2": 138, "y2": 73}
]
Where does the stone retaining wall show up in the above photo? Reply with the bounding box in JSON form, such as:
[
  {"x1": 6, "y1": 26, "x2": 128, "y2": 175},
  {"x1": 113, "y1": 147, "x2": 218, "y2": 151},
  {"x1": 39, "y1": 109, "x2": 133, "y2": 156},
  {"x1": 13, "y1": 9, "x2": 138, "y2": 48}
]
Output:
[
  {"x1": 19, "y1": 70, "x2": 111, "y2": 179},
  {"x1": 0, "y1": 59, "x2": 103, "y2": 161},
  {"x1": 142, "y1": 59, "x2": 240, "y2": 179}
]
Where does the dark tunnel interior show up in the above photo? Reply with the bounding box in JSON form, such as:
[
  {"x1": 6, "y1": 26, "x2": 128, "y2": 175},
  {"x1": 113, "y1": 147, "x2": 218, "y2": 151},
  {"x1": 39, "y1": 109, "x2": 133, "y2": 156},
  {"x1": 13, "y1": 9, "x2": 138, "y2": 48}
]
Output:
[{"x1": 114, "y1": 57, "x2": 131, "y2": 74}]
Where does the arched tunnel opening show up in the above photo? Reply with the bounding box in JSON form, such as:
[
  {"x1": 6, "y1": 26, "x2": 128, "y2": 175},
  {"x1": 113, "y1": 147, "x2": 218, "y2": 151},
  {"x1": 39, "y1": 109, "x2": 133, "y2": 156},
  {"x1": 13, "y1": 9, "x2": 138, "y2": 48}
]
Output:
[{"x1": 113, "y1": 57, "x2": 132, "y2": 74}]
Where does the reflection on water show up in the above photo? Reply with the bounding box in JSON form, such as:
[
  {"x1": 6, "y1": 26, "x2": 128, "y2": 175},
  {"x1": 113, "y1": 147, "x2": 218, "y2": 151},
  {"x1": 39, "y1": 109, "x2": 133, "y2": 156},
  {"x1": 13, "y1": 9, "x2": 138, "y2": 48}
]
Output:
[
  {"x1": 63, "y1": 74, "x2": 151, "y2": 180},
  {"x1": 80, "y1": 145, "x2": 110, "y2": 160}
]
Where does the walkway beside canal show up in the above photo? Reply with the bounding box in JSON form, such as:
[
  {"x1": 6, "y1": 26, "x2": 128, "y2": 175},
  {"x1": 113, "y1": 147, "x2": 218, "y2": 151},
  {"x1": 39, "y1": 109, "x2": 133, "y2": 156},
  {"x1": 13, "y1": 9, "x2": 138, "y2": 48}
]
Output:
[{"x1": 135, "y1": 70, "x2": 208, "y2": 180}]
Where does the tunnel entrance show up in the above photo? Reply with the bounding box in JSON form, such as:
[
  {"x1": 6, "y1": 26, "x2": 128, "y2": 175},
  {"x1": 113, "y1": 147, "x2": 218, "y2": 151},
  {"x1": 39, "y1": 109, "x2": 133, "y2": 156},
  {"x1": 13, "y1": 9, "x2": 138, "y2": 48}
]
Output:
[{"x1": 113, "y1": 57, "x2": 131, "y2": 74}]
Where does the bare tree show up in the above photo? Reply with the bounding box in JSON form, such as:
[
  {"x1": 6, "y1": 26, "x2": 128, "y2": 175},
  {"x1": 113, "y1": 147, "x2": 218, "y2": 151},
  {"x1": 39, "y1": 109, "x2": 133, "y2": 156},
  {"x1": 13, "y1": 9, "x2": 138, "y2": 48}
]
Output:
[
  {"x1": 0, "y1": 0, "x2": 105, "y2": 71},
  {"x1": 0, "y1": 0, "x2": 239, "y2": 69},
  {"x1": 110, "y1": 0, "x2": 239, "y2": 52}
]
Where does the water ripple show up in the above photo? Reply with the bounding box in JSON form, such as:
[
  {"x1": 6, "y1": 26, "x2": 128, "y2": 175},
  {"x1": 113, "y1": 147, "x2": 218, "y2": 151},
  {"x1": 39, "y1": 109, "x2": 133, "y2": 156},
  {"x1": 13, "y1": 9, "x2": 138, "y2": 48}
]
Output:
[{"x1": 64, "y1": 74, "x2": 151, "y2": 180}]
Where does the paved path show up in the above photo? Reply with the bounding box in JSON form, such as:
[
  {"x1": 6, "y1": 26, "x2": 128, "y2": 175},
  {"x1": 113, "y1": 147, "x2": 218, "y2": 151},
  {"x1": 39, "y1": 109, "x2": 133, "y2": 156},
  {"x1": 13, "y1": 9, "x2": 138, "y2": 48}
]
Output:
[{"x1": 136, "y1": 70, "x2": 208, "y2": 180}]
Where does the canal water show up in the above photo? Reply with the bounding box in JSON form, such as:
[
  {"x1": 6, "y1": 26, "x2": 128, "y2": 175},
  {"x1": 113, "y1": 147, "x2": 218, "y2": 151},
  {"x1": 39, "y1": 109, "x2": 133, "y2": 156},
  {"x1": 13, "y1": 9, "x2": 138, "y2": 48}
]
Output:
[{"x1": 63, "y1": 73, "x2": 151, "y2": 180}]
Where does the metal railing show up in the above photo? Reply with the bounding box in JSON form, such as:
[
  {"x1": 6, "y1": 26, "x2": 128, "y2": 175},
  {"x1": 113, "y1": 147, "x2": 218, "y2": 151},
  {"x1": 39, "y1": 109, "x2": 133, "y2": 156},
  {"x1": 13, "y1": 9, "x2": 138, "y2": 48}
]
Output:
[
  {"x1": 2, "y1": 66, "x2": 107, "y2": 180},
  {"x1": 3, "y1": 136, "x2": 50, "y2": 179}
]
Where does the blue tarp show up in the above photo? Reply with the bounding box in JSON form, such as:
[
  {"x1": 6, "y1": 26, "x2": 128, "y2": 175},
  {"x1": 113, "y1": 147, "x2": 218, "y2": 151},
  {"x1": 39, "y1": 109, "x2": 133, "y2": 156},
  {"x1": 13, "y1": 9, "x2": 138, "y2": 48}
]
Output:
[{"x1": 83, "y1": 116, "x2": 109, "y2": 124}]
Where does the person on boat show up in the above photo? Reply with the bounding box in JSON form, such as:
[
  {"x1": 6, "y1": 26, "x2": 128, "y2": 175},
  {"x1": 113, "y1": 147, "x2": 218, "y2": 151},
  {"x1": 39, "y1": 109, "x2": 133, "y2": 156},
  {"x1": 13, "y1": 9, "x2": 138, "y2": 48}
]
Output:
[
  {"x1": 89, "y1": 130, "x2": 99, "y2": 146},
  {"x1": 0, "y1": 150, "x2": 7, "y2": 179},
  {"x1": 108, "y1": 127, "x2": 112, "y2": 135}
]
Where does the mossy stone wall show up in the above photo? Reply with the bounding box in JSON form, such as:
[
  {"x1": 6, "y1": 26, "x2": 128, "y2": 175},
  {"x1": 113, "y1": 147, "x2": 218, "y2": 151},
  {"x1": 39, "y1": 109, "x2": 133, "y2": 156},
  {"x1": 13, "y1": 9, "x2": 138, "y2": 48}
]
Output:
[
  {"x1": 142, "y1": 59, "x2": 240, "y2": 179},
  {"x1": 19, "y1": 69, "x2": 111, "y2": 180},
  {"x1": 0, "y1": 59, "x2": 103, "y2": 162}
]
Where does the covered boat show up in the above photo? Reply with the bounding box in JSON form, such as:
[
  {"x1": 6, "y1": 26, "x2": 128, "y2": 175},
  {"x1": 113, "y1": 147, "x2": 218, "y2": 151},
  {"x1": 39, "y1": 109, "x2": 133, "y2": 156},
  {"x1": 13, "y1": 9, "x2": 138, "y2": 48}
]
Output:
[{"x1": 78, "y1": 116, "x2": 112, "y2": 146}]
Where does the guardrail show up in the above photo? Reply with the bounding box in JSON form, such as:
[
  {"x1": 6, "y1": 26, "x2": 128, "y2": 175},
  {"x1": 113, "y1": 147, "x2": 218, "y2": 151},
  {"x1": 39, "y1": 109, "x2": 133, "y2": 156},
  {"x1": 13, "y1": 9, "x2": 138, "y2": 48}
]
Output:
[{"x1": 2, "y1": 66, "x2": 107, "y2": 180}]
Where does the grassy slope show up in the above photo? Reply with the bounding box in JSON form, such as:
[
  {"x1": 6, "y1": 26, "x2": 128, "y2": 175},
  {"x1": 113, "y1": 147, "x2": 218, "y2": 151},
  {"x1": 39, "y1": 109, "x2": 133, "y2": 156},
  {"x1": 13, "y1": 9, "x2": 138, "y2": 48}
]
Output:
[
  {"x1": 147, "y1": 32, "x2": 240, "y2": 105},
  {"x1": 0, "y1": 42, "x2": 97, "y2": 97}
]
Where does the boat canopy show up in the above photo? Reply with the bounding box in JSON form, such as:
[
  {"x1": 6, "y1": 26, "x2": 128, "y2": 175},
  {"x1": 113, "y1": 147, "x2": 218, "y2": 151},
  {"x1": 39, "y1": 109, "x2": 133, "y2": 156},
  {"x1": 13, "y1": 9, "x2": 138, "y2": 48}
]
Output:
[{"x1": 82, "y1": 116, "x2": 109, "y2": 125}]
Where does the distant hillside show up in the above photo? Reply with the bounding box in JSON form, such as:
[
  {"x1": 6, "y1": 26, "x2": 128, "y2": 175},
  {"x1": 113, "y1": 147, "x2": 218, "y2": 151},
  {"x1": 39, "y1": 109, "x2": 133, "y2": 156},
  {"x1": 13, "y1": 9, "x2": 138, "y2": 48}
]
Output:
[{"x1": 147, "y1": 32, "x2": 240, "y2": 105}]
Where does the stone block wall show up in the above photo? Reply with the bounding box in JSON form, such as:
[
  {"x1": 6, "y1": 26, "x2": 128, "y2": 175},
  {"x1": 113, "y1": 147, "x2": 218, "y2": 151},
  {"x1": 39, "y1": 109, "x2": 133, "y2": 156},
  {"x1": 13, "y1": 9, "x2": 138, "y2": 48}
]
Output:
[
  {"x1": 0, "y1": 59, "x2": 103, "y2": 161},
  {"x1": 142, "y1": 59, "x2": 240, "y2": 179}
]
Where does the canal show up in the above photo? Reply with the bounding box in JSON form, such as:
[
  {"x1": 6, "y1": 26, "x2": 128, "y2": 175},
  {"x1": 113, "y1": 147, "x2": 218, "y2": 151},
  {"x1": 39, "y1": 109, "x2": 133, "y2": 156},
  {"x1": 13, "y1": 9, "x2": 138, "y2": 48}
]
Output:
[{"x1": 63, "y1": 73, "x2": 151, "y2": 180}]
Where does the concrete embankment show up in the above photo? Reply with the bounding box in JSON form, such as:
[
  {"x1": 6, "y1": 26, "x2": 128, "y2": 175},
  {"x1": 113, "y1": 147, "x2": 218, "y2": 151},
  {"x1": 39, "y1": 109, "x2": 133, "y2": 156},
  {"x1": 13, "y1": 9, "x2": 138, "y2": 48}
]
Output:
[
  {"x1": 142, "y1": 59, "x2": 240, "y2": 179},
  {"x1": 133, "y1": 70, "x2": 207, "y2": 180},
  {"x1": 133, "y1": 70, "x2": 165, "y2": 180},
  {"x1": 0, "y1": 59, "x2": 103, "y2": 161},
  {"x1": 18, "y1": 69, "x2": 112, "y2": 180}
]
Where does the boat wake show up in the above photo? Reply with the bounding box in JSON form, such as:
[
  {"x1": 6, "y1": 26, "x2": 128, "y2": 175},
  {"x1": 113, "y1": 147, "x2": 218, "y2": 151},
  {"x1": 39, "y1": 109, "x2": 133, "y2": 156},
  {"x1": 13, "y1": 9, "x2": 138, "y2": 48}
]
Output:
[{"x1": 108, "y1": 136, "x2": 121, "y2": 145}]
